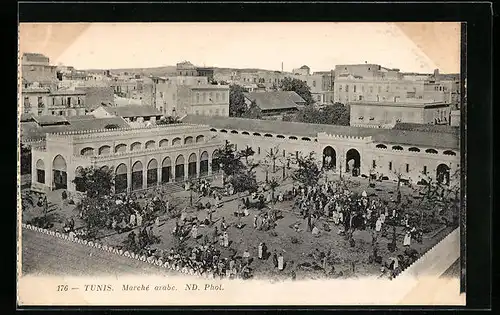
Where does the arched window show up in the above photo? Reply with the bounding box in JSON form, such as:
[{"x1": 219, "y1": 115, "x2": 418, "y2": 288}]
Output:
[
  {"x1": 188, "y1": 153, "x2": 197, "y2": 179},
  {"x1": 443, "y1": 150, "x2": 457, "y2": 156},
  {"x1": 196, "y1": 135, "x2": 205, "y2": 142},
  {"x1": 375, "y1": 144, "x2": 387, "y2": 149},
  {"x1": 172, "y1": 137, "x2": 181, "y2": 146},
  {"x1": 184, "y1": 136, "x2": 194, "y2": 144},
  {"x1": 131, "y1": 161, "x2": 143, "y2": 191},
  {"x1": 392, "y1": 145, "x2": 403, "y2": 151},
  {"x1": 80, "y1": 147, "x2": 94, "y2": 156},
  {"x1": 98, "y1": 145, "x2": 111, "y2": 155},
  {"x1": 210, "y1": 128, "x2": 217, "y2": 132},
  {"x1": 408, "y1": 147, "x2": 421, "y2": 152},
  {"x1": 231, "y1": 130, "x2": 238, "y2": 134},
  {"x1": 277, "y1": 135, "x2": 285, "y2": 139},
  {"x1": 52, "y1": 155, "x2": 67, "y2": 190},
  {"x1": 220, "y1": 129, "x2": 228, "y2": 133},
  {"x1": 289, "y1": 136, "x2": 298, "y2": 140},
  {"x1": 253, "y1": 132, "x2": 261, "y2": 136},
  {"x1": 159, "y1": 139, "x2": 168, "y2": 147},
  {"x1": 36, "y1": 159, "x2": 45, "y2": 184},
  {"x1": 115, "y1": 143, "x2": 127, "y2": 153},
  {"x1": 301, "y1": 137, "x2": 311, "y2": 141},
  {"x1": 242, "y1": 131, "x2": 250, "y2": 135},
  {"x1": 147, "y1": 159, "x2": 158, "y2": 187},
  {"x1": 145, "y1": 140, "x2": 155, "y2": 149},
  {"x1": 264, "y1": 134, "x2": 273, "y2": 138},
  {"x1": 161, "y1": 157, "x2": 172, "y2": 183},
  {"x1": 115, "y1": 163, "x2": 127, "y2": 193},
  {"x1": 130, "y1": 142, "x2": 142, "y2": 151},
  {"x1": 426, "y1": 148, "x2": 438, "y2": 154}
]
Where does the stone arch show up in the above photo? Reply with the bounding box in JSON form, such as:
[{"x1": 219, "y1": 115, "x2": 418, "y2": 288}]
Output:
[
  {"x1": 242, "y1": 131, "x2": 250, "y2": 135},
  {"x1": 220, "y1": 129, "x2": 228, "y2": 133},
  {"x1": 301, "y1": 137, "x2": 311, "y2": 141},
  {"x1": 323, "y1": 146, "x2": 336, "y2": 170},
  {"x1": 147, "y1": 159, "x2": 158, "y2": 187},
  {"x1": 131, "y1": 161, "x2": 143, "y2": 191},
  {"x1": 145, "y1": 140, "x2": 155, "y2": 150},
  {"x1": 159, "y1": 139, "x2": 169, "y2": 147},
  {"x1": 74, "y1": 166, "x2": 84, "y2": 192},
  {"x1": 345, "y1": 148, "x2": 361, "y2": 176},
  {"x1": 264, "y1": 133, "x2": 273, "y2": 138},
  {"x1": 200, "y1": 151, "x2": 209, "y2": 176},
  {"x1": 115, "y1": 143, "x2": 127, "y2": 153},
  {"x1": 130, "y1": 142, "x2": 142, "y2": 151},
  {"x1": 443, "y1": 150, "x2": 456, "y2": 156},
  {"x1": 35, "y1": 159, "x2": 45, "y2": 184},
  {"x1": 175, "y1": 154, "x2": 185, "y2": 181},
  {"x1": 436, "y1": 163, "x2": 450, "y2": 185},
  {"x1": 289, "y1": 136, "x2": 298, "y2": 140},
  {"x1": 115, "y1": 163, "x2": 127, "y2": 193},
  {"x1": 98, "y1": 145, "x2": 111, "y2": 155},
  {"x1": 408, "y1": 147, "x2": 420, "y2": 152},
  {"x1": 375, "y1": 144, "x2": 387, "y2": 149},
  {"x1": 196, "y1": 135, "x2": 205, "y2": 142},
  {"x1": 210, "y1": 128, "x2": 217, "y2": 132},
  {"x1": 172, "y1": 137, "x2": 182, "y2": 146},
  {"x1": 392, "y1": 145, "x2": 404, "y2": 151},
  {"x1": 277, "y1": 135, "x2": 285, "y2": 139},
  {"x1": 161, "y1": 157, "x2": 172, "y2": 183},
  {"x1": 212, "y1": 151, "x2": 220, "y2": 173},
  {"x1": 188, "y1": 153, "x2": 197, "y2": 179},
  {"x1": 230, "y1": 130, "x2": 238, "y2": 134},
  {"x1": 52, "y1": 155, "x2": 67, "y2": 190},
  {"x1": 426, "y1": 148, "x2": 438, "y2": 154},
  {"x1": 184, "y1": 136, "x2": 194, "y2": 144},
  {"x1": 80, "y1": 147, "x2": 94, "y2": 156},
  {"x1": 253, "y1": 132, "x2": 261, "y2": 136}
]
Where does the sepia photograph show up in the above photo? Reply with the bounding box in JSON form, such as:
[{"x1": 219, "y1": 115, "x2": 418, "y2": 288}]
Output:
[{"x1": 17, "y1": 21, "x2": 465, "y2": 306}]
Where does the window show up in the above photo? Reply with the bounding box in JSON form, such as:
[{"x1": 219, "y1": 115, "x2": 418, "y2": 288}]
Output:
[
  {"x1": 52, "y1": 98, "x2": 55, "y2": 106},
  {"x1": 37, "y1": 169, "x2": 45, "y2": 183},
  {"x1": 215, "y1": 109, "x2": 220, "y2": 115},
  {"x1": 313, "y1": 81, "x2": 316, "y2": 87},
  {"x1": 339, "y1": 85, "x2": 343, "y2": 92},
  {"x1": 77, "y1": 97, "x2": 81, "y2": 105},
  {"x1": 258, "y1": 147, "x2": 261, "y2": 154},
  {"x1": 345, "y1": 85, "x2": 349, "y2": 92},
  {"x1": 389, "y1": 161, "x2": 392, "y2": 171},
  {"x1": 160, "y1": 92, "x2": 164, "y2": 98},
  {"x1": 406, "y1": 163, "x2": 409, "y2": 173},
  {"x1": 196, "y1": 93, "x2": 200, "y2": 103},
  {"x1": 372, "y1": 160, "x2": 376, "y2": 168},
  {"x1": 353, "y1": 85, "x2": 357, "y2": 93},
  {"x1": 216, "y1": 93, "x2": 220, "y2": 101},
  {"x1": 195, "y1": 110, "x2": 199, "y2": 115},
  {"x1": 423, "y1": 166, "x2": 427, "y2": 174},
  {"x1": 24, "y1": 97, "x2": 29, "y2": 106},
  {"x1": 283, "y1": 150, "x2": 286, "y2": 157}
]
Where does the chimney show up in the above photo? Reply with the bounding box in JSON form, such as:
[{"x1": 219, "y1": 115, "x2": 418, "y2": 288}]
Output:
[{"x1": 281, "y1": 62, "x2": 283, "y2": 72}]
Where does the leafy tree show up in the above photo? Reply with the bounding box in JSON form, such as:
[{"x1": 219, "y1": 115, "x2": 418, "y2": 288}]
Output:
[
  {"x1": 280, "y1": 77, "x2": 315, "y2": 105},
  {"x1": 241, "y1": 100, "x2": 262, "y2": 119},
  {"x1": 292, "y1": 103, "x2": 350, "y2": 126},
  {"x1": 292, "y1": 152, "x2": 323, "y2": 189},
  {"x1": 77, "y1": 196, "x2": 112, "y2": 238},
  {"x1": 72, "y1": 166, "x2": 114, "y2": 198},
  {"x1": 268, "y1": 177, "x2": 280, "y2": 202},
  {"x1": 230, "y1": 170, "x2": 258, "y2": 194},
  {"x1": 239, "y1": 145, "x2": 255, "y2": 165},
  {"x1": 214, "y1": 140, "x2": 245, "y2": 184},
  {"x1": 229, "y1": 84, "x2": 248, "y2": 117}
]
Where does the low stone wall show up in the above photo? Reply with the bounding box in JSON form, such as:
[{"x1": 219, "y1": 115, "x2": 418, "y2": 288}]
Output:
[{"x1": 395, "y1": 227, "x2": 460, "y2": 280}]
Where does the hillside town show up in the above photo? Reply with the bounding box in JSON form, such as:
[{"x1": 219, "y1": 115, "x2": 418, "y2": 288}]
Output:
[{"x1": 20, "y1": 52, "x2": 461, "y2": 281}]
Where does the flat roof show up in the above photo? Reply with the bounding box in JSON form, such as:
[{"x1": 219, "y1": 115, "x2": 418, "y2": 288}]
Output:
[{"x1": 181, "y1": 115, "x2": 459, "y2": 150}]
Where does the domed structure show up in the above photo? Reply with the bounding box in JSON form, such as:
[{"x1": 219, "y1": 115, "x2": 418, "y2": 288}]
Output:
[{"x1": 300, "y1": 65, "x2": 310, "y2": 70}]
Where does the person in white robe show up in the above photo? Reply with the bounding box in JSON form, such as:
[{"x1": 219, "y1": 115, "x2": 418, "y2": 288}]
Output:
[
  {"x1": 191, "y1": 225, "x2": 198, "y2": 240},
  {"x1": 223, "y1": 231, "x2": 229, "y2": 248},
  {"x1": 136, "y1": 212, "x2": 143, "y2": 227},
  {"x1": 375, "y1": 218, "x2": 382, "y2": 233},
  {"x1": 403, "y1": 231, "x2": 411, "y2": 246},
  {"x1": 129, "y1": 213, "x2": 136, "y2": 226},
  {"x1": 278, "y1": 253, "x2": 284, "y2": 271},
  {"x1": 258, "y1": 243, "x2": 263, "y2": 259}
]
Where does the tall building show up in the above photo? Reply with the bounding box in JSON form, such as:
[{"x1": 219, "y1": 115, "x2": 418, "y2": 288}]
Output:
[{"x1": 21, "y1": 53, "x2": 58, "y2": 91}]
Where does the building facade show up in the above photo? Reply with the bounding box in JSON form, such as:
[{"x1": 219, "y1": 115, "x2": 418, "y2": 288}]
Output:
[
  {"x1": 22, "y1": 85, "x2": 87, "y2": 116},
  {"x1": 349, "y1": 100, "x2": 451, "y2": 128},
  {"x1": 31, "y1": 124, "x2": 223, "y2": 193}
]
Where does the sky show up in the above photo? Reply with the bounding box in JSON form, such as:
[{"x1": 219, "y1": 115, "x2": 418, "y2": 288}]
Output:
[{"x1": 20, "y1": 22, "x2": 461, "y2": 73}]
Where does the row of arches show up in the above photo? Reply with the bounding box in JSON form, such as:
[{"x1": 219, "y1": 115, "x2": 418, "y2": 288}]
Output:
[
  {"x1": 80, "y1": 135, "x2": 206, "y2": 156},
  {"x1": 374, "y1": 144, "x2": 457, "y2": 156},
  {"x1": 209, "y1": 128, "x2": 313, "y2": 142},
  {"x1": 36, "y1": 151, "x2": 221, "y2": 193}
]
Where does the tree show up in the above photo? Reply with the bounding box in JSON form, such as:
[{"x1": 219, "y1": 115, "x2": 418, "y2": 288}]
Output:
[
  {"x1": 291, "y1": 103, "x2": 350, "y2": 126},
  {"x1": 214, "y1": 140, "x2": 245, "y2": 185},
  {"x1": 239, "y1": 145, "x2": 255, "y2": 165},
  {"x1": 229, "y1": 84, "x2": 248, "y2": 117},
  {"x1": 241, "y1": 100, "x2": 262, "y2": 119},
  {"x1": 268, "y1": 177, "x2": 280, "y2": 203},
  {"x1": 230, "y1": 170, "x2": 258, "y2": 195},
  {"x1": 72, "y1": 166, "x2": 114, "y2": 198},
  {"x1": 280, "y1": 77, "x2": 315, "y2": 105},
  {"x1": 292, "y1": 152, "x2": 323, "y2": 232},
  {"x1": 265, "y1": 145, "x2": 281, "y2": 173}
]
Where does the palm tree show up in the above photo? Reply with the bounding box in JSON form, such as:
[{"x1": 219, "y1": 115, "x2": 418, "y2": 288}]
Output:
[
  {"x1": 21, "y1": 191, "x2": 35, "y2": 212},
  {"x1": 266, "y1": 146, "x2": 280, "y2": 173},
  {"x1": 268, "y1": 177, "x2": 280, "y2": 204},
  {"x1": 239, "y1": 145, "x2": 255, "y2": 165}
]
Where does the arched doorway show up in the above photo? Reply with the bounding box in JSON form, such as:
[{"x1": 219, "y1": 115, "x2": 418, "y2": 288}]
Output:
[
  {"x1": 200, "y1": 151, "x2": 209, "y2": 176},
  {"x1": 161, "y1": 157, "x2": 172, "y2": 183},
  {"x1": 115, "y1": 164, "x2": 127, "y2": 193},
  {"x1": 74, "y1": 166, "x2": 85, "y2": 192},
  {"x1": 147, "y1": 159, "x2": 158, "y2": 187},
  {"x1": 175, "y1": 155, "x2": 185, "y2": 182},
  {"x1": 35, "y1": 159, "x2": 45, "y2": 184},
  {"x1": 436, "y1": 164, "x2": 450, "y2": 185},
  {"x1": 52, "y1": 155, "x2": 67, "y2": 190},
  {"x1": 188, "y1": 153, "x2": 197, "y2": 179},
  {"x1": 131, "y1": 161, "x2": 143, "y2": 191},
  {"x1": 212, "y1": 151, "x2": 220, "y2": 173},
  {"x1": 345, "y1": 149, "x2": 361, "y2": 176},
  {"x1": 322, "y1": 146, "x2": 336, "y2": 170}
]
